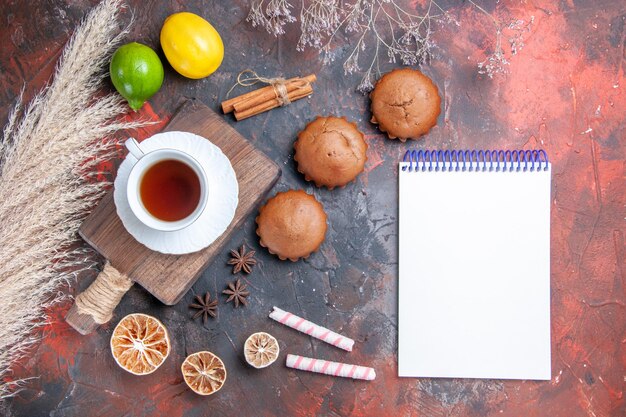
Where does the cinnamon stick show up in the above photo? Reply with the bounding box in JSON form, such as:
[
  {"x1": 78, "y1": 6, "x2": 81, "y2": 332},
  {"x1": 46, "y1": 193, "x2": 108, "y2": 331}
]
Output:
[
  {"x1": 234, "y1": 86, "x2": 313, "y2": 121},
  {"x1": 221, "y1": 74, "x2": 316, "y2": 114},
  {"x1": 232, "y1": 74, "x2": 317, "y2": 113},
  {"x1": 221, "y1": 84, "x2": 280, "y2": 114}
]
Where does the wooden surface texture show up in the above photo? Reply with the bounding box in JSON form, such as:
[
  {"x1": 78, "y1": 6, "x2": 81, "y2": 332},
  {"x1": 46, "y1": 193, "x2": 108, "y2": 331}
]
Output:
[{"x1": 79, "y1": 100, "x2": 280, "y2": 305}]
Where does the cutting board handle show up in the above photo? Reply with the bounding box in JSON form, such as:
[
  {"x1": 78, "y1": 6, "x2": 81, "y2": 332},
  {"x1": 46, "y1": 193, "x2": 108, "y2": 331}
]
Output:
[{"x1": 65, "y1": 262, "x2": 133, "y2": 335}]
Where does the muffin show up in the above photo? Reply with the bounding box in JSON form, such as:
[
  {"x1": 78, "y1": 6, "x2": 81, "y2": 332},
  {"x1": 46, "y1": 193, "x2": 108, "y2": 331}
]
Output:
[
  {"x1": 294, "y1": 116, "x2": 367, "y2": 189},
  {"x1": 256, "y1": 190, "x2": 327, "y2": 262},
  {"x1": 370, "y1": 68, "x2": 441, "y2": 141}
]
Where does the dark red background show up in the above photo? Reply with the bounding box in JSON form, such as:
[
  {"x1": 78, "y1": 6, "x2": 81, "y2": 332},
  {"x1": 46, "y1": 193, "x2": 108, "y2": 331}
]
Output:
[{"x1": 0, "y1": 0, "x2": 624, "y2": 416}]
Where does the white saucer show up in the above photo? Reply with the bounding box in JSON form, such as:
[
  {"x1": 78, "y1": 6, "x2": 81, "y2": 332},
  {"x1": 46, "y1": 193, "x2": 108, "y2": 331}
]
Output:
[{"x1": 113, "y1": 131, "x2": 239, "y2": 255}]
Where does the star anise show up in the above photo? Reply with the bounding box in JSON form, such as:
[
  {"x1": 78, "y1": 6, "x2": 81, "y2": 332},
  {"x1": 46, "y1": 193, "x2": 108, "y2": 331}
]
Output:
[
  {"x1": 227, "y1": 244, "x2": 257, "y2": 274},
  {"x1": 223, "y1": 279, "x2": 250, "y2": 308},
  {"x1": 189, "y1": 292, "x2": 218, "y2": 323}
]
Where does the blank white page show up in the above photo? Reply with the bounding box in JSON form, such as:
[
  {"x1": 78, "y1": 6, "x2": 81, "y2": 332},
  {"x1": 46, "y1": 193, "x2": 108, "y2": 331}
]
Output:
[{"x1": 398, "y1": 160, "x2": 551, "y2": 380}]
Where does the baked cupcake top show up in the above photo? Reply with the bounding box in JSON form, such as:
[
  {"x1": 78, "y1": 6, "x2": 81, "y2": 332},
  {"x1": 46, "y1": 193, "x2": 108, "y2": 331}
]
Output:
[
  {"x1": 256, "y1": 190, "x2": 327, "y2": 262},
  {"x1": 370, "y1": 68, "x2": 441, "y2": 141},
  {"x1": 294, "y1": 116, "x2": 367, "y2": 189}
]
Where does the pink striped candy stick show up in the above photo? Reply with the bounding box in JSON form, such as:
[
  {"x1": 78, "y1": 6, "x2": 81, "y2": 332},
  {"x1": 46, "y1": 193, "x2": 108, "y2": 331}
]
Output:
[
  {"x1": 269, "y1": 306, "x2": 355, "y2": 352},
  {"x1": 286, "y1": 354, "x2": 376, "y2": 381}
]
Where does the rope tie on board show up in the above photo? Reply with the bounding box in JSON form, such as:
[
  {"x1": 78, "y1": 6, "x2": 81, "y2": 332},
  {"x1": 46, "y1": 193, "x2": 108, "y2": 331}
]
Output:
[{"x1": 75, "y1": 261, "x2": 133, "y2": 324}]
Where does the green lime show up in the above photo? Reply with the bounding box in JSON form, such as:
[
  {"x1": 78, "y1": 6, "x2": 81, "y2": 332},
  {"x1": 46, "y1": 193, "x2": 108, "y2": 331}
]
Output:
[{"x1": 110, "y1": 42, "x2": 164, "y2": 111}]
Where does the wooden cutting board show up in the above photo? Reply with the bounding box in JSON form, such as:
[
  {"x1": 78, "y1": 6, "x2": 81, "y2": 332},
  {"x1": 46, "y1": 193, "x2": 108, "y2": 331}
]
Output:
[{"x1": 65, "y1": 100, "x2": 280, "y2": 334}]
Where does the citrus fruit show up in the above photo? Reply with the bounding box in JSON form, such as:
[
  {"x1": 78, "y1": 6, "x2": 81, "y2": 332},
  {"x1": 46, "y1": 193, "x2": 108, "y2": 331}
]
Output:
[
  {"x1": 244, "y1": 332, "x2": 280, "y2": 369},
  {"x1": 110, "y1": 313, "x2": 171, "y2": 375},
  {"x1": 181, "y1": 351, "x2": 227, "y2": 396},
  {"x1": 160, "y1": 12, "x2": 224, "y2": 79},
  {"x1": 110, "y1": 42, "x2": 164, "y2": 111}
]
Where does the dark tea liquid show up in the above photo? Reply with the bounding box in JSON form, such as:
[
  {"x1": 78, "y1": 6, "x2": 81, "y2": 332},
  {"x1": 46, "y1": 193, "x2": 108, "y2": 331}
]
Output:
[{"x1": 140, "y1": 159, "x2": 201, "y2": 222}]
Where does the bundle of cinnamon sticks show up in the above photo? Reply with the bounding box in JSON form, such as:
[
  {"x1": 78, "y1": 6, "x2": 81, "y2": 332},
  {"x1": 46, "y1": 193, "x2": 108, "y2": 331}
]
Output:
[{"x1": 222, "y1": 74, "x2": 316, "y2": 121}]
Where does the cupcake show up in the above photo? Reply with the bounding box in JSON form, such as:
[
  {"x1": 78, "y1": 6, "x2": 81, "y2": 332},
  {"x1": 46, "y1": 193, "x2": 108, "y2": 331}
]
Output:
[
  {"x1": 256, "y1": 190, "x2": 327, "y2": 262},
  {"x1": 294, "y1": 116, "x2": 367, "y2": 189},
  {"x1": 370, "y1": 68, "x2": 441, "y2": 141}
]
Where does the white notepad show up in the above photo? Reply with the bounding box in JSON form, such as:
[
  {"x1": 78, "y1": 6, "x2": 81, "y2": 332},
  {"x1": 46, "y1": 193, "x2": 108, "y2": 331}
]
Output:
[{"x1": 398, "y1": 150, "x2": 551, "y2": 380}]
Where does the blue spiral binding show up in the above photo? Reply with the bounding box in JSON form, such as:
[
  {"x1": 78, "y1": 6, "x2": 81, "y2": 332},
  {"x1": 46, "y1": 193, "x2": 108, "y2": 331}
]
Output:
[{"x1": 401, "y1": 149, "x2": 549, "y2": 172}]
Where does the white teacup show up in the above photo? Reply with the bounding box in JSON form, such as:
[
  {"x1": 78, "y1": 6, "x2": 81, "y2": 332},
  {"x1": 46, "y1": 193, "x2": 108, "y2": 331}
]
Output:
[{"x1": 125, "y1": 137, "x2": 208, "y2": 232}]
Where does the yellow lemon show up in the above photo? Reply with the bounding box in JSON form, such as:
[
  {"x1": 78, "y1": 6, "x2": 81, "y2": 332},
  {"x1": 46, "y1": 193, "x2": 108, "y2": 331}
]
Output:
[{"x1": 160, "y1": 12, "x2": 224, "y2": 79}]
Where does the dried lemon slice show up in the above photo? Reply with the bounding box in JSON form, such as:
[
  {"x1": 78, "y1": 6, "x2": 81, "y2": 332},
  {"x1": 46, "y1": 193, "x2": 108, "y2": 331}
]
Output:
[
  {"x1": 181, "y1": 351, "x2": 227, "y2": 396},
  {"x1": 244, "y1": 332, "x2": 280, "y2": 369},
  {"x1": 110, "y1": 313, "x2": 170, "y2": 375}
]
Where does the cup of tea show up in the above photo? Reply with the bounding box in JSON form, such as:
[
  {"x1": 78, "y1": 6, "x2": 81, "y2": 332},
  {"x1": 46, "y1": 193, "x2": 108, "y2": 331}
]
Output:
[{"x1": 124, "y1": 137, "x2": 208, "y2": 232}]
